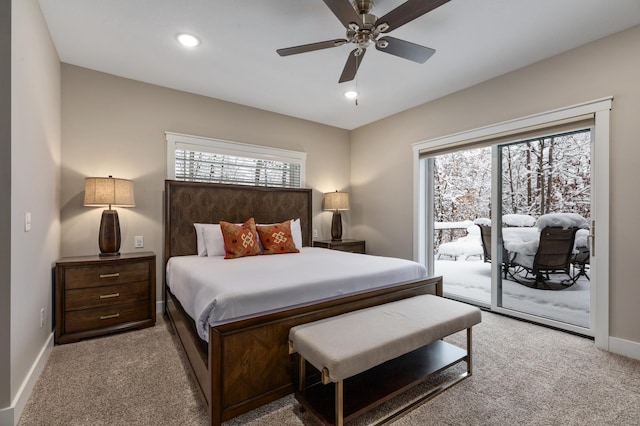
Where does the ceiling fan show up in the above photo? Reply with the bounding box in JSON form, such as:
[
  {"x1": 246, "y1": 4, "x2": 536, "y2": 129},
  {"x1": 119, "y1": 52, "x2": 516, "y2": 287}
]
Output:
[{"x1": 277, "y1": 0, "x2": 450, "y2": 83}]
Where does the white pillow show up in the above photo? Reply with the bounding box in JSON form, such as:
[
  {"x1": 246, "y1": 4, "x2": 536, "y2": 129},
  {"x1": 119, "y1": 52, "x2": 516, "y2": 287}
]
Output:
[
  {"x1": 291, "y1": 218, "x2": 303, "y2": 249},
  {"x1": 193, "y1": 223, "x2": 212, "y2": 256},
  {"x1": 203, "y1": 225, "x2": 227, "y2": 257}
]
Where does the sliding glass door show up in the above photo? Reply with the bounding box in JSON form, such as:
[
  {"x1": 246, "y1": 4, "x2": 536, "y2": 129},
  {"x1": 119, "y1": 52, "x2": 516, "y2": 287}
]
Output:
[
  {"x1": 414, "y1": 98, "x2": 611, "y2": 345},
  {"x1": 497, "y1": 130, "x2": 592, "y2": 330},
  {"x1": 431, "y1": 146, "x2": 492, "y2": 307},
  {"x1": 425, "y1": 129, "x2": 594, "y2": 335}
]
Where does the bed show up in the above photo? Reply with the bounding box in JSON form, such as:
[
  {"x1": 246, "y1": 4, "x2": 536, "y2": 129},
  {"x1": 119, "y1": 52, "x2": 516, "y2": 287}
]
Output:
[{"x1": 163, "y1": 180, "x2": 443, "y2": 425}]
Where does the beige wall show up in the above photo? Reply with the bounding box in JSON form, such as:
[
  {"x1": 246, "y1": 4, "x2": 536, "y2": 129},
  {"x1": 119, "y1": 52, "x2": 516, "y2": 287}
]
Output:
[
  {"x1": 0, "y1": 0, "x2": 11, "y2": 412},
  {"x1": 60, "y1": 65, "x2": 351, "y2": 300},
  {"x1": 351, "y1": 25, "x2": 640, "y2": 345},
  {"x1": 6, "y1": 0, "x2": 61, "y2": 423}
]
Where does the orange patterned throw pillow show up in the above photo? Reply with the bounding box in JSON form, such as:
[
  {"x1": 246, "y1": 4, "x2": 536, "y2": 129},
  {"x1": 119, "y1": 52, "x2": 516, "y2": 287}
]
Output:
[
  {"x1": 256, "y1": 220, "x2": 300, "y2": 255},
  {"x1": 220, "y1": 218, "x2": 261, "y2": 259}
]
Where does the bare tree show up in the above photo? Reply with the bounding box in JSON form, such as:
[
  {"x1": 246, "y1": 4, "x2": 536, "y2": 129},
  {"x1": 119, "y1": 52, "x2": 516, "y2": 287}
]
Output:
[{"x1": 433, "y1": 129, "x2": 591, "y2": 224}]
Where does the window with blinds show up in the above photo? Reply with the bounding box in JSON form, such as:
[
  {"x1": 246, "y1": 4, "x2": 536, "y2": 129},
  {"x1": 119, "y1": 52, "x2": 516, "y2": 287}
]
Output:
[
  {"x1": 175, "y1": 149, "x2": 301, "y2": 187},
  {"x1": 166, "y1": 132, "x2": 306, "y2": 188}
]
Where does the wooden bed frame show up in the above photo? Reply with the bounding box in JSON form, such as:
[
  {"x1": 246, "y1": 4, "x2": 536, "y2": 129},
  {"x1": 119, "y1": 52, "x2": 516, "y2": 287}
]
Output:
[{"x1": 163, "y1": 180, "x2": 443, "y2": 425}]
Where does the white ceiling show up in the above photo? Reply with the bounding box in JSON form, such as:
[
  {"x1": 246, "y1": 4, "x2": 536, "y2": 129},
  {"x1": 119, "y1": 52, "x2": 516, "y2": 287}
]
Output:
[{"x1": 38, "y1": 0, "x2": 640, "y2": 130}]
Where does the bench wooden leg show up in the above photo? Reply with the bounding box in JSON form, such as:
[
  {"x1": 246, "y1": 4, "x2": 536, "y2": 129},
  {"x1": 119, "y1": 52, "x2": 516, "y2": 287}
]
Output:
[
  {"x1": 298, "y1": 355, "x2": 306, "y2": 392},
  {"x1": 335, "y1": 379, "x2": 344, "y2": 426}
]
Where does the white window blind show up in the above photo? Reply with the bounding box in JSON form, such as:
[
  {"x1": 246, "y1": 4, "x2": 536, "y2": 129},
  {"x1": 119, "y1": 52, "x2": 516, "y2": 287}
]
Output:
[{"x1": 166, "y1": 132, "x2": 306, "y2": 188}]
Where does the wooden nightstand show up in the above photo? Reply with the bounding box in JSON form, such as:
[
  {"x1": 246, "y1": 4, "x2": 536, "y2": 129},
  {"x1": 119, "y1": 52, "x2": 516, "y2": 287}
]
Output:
[
  {"x1": 313, "y1": 239, "x2": 366, "y2": 254},
  {"x1": 54, "y1": 251, "x2": 156, "y2": 344}
]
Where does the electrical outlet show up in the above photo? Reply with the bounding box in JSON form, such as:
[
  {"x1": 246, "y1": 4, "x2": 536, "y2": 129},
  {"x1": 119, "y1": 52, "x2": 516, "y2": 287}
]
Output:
[
  {"x1": 40, "y1": 308, "x2": 44, "y2": 328},
  {"x1": 135, "y1": 236, "x2": 144, "y2": 248},
  {"x1": 313, "y1": 229, "x2": 318, "y2": 238}
]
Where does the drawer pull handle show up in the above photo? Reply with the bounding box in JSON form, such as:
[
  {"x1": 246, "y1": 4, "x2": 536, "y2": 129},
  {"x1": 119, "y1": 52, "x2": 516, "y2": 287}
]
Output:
[
  {"x1": 99, "y1": 273, "x2": 120, "y2": 279},
  {"x1": 99, "y1": 293, "x2": 120, "y2": 299},
  {"x1": 100, "y1": 313, "x2": 120, "y2": 320}
]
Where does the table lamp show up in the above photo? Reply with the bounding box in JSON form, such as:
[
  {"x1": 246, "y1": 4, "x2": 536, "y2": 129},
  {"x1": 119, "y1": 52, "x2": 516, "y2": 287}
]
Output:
[
  {"x1": 324, "y1": 191, "x2": 350, "y2": 241},
  {"x1": 84, "y1": 176, "x2": 135, "y2": 256}
]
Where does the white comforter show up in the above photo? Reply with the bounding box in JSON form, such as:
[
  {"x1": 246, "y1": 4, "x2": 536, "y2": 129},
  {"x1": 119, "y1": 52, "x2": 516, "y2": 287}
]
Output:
[{"x1": 166, "y1": 247, "x2": 427, "y2": 341}]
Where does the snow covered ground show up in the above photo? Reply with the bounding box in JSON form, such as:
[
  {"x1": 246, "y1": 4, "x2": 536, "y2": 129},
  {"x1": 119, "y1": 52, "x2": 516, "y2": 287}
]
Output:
[{"x1": 435, "y1": 257, "x2": 590, "y2": 328}]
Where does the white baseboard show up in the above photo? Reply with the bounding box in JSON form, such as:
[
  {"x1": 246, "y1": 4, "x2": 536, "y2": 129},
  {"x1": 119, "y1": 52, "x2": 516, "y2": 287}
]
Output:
[
  {"x1": 609, "y1": 336, "x2": 640, "y2": 361},
  {"x1": 156, "y1": 300, "x2": 164, "y2": 314},
  {"x1": 8, "y1": 331, "x2": 54, "y2": 425}
]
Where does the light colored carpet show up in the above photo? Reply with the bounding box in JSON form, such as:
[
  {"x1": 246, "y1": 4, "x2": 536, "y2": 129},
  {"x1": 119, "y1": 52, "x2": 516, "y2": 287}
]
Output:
[{"x1": 19, "y1": 312, "x2": 640, "y2": 425}]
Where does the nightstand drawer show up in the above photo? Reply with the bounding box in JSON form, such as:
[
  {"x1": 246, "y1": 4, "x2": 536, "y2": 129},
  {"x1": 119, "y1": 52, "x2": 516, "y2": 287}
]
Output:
[
  {"x1": 64, "y1": 300, "x2": 150, "y2": 333},
  {"x1": 65, "y1": 281, "x2": 150, "y2": 311},
  {"x1": 64, "y1": 261, "x2": 149, "y2": 289}
]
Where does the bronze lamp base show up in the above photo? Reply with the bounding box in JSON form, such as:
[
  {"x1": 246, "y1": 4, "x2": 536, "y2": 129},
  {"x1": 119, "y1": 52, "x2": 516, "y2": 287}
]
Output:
[
  {"x1": 99, "y1": 209, "x2": 121, "y2": 256},
  {"x1": 331, "y1": 210, "x2": 343, "y2": 241}
]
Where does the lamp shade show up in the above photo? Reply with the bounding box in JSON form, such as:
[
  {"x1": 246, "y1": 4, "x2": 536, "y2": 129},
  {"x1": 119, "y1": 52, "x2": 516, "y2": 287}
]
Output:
[
  {"x1": 324, "y1": 191, "x2": 350, "y2": 211},
  {"x1": 84, "y1": 177, "x2": 135, "y2": 207}
]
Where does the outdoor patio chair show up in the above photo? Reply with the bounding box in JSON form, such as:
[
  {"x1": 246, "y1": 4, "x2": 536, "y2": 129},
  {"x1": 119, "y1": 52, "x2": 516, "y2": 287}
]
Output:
[
  {"x1": 477, "y1": 224, "x2": 510, "y2": 278},
  {"x1": 507, "y1": 226, "x2": 579, "y2": 290},
  {"x1": 571, "y1": 246, "x2": 590, "y2": 281}
]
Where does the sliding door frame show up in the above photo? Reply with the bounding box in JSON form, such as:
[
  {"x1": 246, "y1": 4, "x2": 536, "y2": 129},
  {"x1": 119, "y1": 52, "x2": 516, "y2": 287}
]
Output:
[{"x1": 413, "y1": 97, "x2": 612, "y2": 349}]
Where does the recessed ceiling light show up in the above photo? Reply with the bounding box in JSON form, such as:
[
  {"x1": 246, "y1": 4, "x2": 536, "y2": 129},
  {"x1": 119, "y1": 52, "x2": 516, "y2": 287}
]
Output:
[
  {"x1": 177, "y1": 33, "x2": 200, "y2": 48},
  {"x1": 344, "y1": 90, "x2": 358, "y2": 99}
]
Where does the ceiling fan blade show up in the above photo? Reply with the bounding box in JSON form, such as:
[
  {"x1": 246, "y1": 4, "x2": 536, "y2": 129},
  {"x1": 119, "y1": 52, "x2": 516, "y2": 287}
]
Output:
[
  {"x1": 375, "y1": 0, "x2": 450, "y2": 33},
  {"x1": 277, "y1": 39, "x2": 348, "y2": 56},
  {"x1": 322, "y1": 0, "x2": 363, "y2": 29},
  {"x1": 375, "y1": 36, "x2": 435, "y2": 63},
  {"x1": 339, "y1": 48, "x2": 366, "y2": 83}
]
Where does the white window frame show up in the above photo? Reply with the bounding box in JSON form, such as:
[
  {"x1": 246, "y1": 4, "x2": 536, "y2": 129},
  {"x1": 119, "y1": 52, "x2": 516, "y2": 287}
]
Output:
[
  {"x1": 166, "y1": 131, "x2": 307, "y2": 187},
  {"x1": 412, "y1": 97, "x2": 612, "y2": 350}
]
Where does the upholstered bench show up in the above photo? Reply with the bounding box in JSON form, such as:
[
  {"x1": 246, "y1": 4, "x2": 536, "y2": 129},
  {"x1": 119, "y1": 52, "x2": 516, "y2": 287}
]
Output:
[{"x1": 288, "y1": 294, "x2": 482, "y2": 426}]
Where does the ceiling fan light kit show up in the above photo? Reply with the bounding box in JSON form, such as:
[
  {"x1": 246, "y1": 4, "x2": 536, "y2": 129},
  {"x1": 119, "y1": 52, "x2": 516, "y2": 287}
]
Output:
[
  {"x1": 344, "y1": 90, "x2": 358, "y2": 99},
  {"x1": 177, "y1": 33, "x2": 200, "y2": 47},
  {"x1": 277, "y1": 0, "x2": 449, "y2": 83}
]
